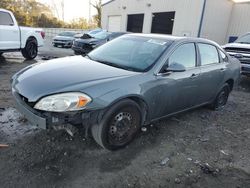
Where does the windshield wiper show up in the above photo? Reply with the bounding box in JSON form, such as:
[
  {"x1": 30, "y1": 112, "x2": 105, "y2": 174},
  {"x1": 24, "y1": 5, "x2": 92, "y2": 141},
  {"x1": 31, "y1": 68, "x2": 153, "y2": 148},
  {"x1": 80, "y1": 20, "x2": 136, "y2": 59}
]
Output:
[{"x1": 95, "y1": 59, "x2": 141, "y2": 72}]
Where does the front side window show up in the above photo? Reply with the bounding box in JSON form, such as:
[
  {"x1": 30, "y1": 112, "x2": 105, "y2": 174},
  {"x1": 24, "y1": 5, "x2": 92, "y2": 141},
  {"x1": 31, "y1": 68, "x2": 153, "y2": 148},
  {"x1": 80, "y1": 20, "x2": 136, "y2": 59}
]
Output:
[
  {"x1": 0, "y1": 12, "x2": 14, "y2": 26},
  {"x1": 88, "y1": 36, "x2": 170, "y2": 72},
  {"x1": 198, "y1": 43, "x2": 219, "y2": 65},
  {"x1": 168, "y1": 43, "x2": 196, "y2": 68}
]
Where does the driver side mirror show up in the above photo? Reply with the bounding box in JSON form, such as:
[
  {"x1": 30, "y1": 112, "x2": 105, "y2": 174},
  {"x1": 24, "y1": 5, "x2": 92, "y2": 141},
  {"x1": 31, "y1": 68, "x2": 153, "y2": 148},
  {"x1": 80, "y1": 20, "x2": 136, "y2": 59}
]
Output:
[{"x1": 164, "y1": 62, "x2": 186, "y2": 72}]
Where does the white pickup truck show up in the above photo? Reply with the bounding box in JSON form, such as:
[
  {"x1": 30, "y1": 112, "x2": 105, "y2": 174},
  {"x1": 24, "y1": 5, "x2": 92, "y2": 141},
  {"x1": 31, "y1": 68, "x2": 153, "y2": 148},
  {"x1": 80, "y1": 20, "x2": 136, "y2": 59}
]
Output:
[{"x1": 0, "y1": 9, "x2": 45, "y2": 59}]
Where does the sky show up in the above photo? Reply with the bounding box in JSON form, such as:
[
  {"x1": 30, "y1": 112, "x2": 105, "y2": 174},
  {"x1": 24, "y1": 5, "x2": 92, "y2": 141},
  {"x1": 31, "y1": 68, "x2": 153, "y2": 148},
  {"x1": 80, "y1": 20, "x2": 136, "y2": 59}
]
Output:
[
  {"x1": 38, "y1": 0, "x2": 109, "y2": 22},
  {"x1": 39, "y1": 0, "x2": 250, "y2": 22}
]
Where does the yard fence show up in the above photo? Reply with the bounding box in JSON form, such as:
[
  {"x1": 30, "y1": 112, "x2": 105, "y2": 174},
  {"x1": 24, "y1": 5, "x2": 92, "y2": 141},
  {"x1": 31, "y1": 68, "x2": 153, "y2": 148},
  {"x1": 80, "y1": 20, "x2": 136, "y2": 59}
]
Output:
[{"x1": 43, "y1": 28, "x2": 89, "y2": 37}]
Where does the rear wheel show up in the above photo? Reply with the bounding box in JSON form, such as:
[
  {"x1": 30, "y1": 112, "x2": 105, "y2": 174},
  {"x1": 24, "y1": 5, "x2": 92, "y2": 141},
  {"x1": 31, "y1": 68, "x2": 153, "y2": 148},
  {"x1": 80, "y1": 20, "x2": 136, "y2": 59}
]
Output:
[
  {"x1": 91, "y1": 99, "x2": 141, "y2": 150},
  {"x1": 21, "y1": 38, "x2": 38, "y2": 60},
  {"x1": 210, "y1": 84, "x2": 230, "y2": 110}
]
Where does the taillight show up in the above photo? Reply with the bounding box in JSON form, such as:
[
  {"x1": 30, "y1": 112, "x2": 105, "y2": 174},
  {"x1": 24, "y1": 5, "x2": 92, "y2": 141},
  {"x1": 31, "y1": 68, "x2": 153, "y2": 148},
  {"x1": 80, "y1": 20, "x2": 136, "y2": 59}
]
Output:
[{"x1": 41, "y1": 31, "x2": 45, "y2": 39}]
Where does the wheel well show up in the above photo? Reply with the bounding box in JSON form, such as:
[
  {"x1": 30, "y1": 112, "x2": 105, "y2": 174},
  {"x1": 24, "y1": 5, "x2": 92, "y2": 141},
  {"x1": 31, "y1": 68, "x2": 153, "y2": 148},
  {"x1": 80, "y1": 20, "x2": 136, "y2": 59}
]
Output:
[
  {"x1": 226, "y1": 79, "x2": 234, "y2": 91},
  {"x1": 127, "y1": 96, "x2": 149, "y2": 125},
  {"x1": 26, "y1": 36, "x2": 37, "y2": 45}
]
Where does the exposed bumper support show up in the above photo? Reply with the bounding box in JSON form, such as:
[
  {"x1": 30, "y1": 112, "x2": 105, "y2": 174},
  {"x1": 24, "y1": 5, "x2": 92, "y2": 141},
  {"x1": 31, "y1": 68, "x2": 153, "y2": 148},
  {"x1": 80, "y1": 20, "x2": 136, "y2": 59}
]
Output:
[{"x1": 12, "y1": 90, "x2": 102, "y2": 132}]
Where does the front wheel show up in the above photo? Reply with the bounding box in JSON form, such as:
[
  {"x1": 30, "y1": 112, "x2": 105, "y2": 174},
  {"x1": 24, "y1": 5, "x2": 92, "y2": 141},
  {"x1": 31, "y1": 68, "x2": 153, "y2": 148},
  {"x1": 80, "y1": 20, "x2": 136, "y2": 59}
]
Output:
[
  {"x1": 91, "y1": 99, "x2": 142, "y2": 150},
  {"x1": 0, "y1": 52, "x2": 3, "y2": 56},
  {"x1": 21, "y1": 38, "x2": 38, "y2": 60},
  {"x1": 210, "y1": 84, "x2": 230, "y2": 110}
]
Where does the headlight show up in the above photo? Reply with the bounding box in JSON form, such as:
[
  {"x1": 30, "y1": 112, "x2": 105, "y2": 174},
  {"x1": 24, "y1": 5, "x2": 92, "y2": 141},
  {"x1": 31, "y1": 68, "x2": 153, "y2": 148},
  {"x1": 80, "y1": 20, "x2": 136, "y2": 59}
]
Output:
[{"x1": 34, "y1": 92, "x2": 91, "y2": 112}]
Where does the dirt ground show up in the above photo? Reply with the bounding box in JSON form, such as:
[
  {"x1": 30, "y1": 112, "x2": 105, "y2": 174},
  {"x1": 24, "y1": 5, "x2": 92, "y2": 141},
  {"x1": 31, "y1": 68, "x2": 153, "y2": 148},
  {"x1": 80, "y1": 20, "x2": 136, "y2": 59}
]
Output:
[{"x1": 0, "y1": 46, "x2": 250, "y2": 188}]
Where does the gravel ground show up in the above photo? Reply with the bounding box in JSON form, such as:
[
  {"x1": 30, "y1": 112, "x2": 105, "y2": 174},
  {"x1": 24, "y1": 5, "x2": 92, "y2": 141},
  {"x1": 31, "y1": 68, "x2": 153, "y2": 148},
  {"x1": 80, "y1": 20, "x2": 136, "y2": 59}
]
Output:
[{"x1": 0, "y1": 43, "x2": 250, "y2": 188}]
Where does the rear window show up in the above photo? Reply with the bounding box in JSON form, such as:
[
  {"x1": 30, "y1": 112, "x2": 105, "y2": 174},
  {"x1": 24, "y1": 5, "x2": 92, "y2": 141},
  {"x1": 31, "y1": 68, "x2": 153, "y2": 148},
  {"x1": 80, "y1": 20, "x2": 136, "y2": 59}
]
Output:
[
  {"x1": 0, "y1": 12, "x2": 14, "y2": 26},
  {"x1": 198, "y1": 43, "x2": 219, "y2": 65}
]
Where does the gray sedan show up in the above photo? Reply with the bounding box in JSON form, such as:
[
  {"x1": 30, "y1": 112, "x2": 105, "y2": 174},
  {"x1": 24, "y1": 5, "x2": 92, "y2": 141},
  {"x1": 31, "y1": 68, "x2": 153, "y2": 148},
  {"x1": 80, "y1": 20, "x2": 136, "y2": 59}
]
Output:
[
  {"x1": 52, "y1": 31, "x2": 79, "y2": 48},
  {"x1": 11, "y1": 34, "x2": 241, "y2": 150}
]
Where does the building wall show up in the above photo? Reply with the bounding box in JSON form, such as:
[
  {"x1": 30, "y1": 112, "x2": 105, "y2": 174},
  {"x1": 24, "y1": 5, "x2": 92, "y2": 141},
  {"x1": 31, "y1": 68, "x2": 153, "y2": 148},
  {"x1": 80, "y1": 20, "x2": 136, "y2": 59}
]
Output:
[
  {"x1": 227, "y1": 2, "x2": 250, "y2": 41},
  {"x1": 200, "y1": 0, "x2": 233, "y2": 44},
  {"x1": 102, "y1": 0, "x2": 250, "y2": 44},
  {"x1": 102, "y1": 0, "x2": 204, "y2": 37}
]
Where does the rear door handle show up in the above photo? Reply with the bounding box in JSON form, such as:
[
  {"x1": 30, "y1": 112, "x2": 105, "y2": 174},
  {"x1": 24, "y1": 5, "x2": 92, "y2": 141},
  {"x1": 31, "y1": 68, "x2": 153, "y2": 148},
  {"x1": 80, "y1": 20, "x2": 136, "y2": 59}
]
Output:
[{"x1": 220, "y1": 68, "x2": 226, "y2": 72}]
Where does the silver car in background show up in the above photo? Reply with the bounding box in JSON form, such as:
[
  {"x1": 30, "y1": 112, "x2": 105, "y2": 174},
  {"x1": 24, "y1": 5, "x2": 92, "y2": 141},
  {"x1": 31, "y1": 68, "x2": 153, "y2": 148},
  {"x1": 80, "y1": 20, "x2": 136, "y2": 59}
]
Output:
[{"x1": 52, "y1": 31, "x2": 79, "y2": 48}]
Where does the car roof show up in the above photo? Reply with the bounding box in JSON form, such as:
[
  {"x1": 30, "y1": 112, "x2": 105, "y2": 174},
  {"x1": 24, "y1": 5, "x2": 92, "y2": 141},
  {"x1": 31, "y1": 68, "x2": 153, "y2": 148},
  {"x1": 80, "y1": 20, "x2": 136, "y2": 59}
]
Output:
[
  {"x1": 126, "y1": 33, "x2": 218, "y2": 45},
  {"x1": 0, "y1": 9, "x2": 11, "y2": 13}
]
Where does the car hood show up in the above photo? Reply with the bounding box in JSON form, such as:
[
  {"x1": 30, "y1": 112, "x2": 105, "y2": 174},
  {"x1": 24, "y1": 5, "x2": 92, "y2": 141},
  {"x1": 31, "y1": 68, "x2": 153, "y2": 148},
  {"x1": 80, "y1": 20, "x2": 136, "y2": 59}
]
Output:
[
  {"x1": 53, "y1": 36, "x2": 74, "y2": 40},
  {"x1": 223, "y1": 42, "x2": 250, "y2": 50},
  {"x1": 12, "y1": 56, "x2": 137, "y2": 102}
]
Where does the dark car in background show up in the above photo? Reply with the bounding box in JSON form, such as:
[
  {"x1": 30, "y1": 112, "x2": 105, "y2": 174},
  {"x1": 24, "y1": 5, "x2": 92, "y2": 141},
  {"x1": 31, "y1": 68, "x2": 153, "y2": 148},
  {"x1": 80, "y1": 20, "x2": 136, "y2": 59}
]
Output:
[
  {"x1": 74, "y1": 28, "x2": 103, "y2": 39},
  {"x1": 223, "y1": 32, "x2": 250, "y2": 76},
  {"x1": 52, "y1": 31, "x2": 79, "y2": 48},
  {"x1": 72, "y1": 31, "x2": 127, "y2": 55},
  {"x1": 12, "y1": 34, "x2": 240, "y2": 150}
]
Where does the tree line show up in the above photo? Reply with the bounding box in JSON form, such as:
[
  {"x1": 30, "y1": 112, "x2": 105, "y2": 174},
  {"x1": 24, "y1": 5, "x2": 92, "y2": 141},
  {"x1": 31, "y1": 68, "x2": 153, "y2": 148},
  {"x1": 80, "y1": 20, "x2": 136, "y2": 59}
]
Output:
[{"x1": 0, "y1": 0, "x2": 101, "y2": 29}]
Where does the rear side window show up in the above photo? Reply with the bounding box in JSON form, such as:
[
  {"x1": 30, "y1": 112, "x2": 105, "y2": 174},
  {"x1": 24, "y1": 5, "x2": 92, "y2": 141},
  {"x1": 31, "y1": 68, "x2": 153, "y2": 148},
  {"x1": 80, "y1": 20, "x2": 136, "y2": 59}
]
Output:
[
  {"x1": 198, "y1": 43, "x2": 219, "y2": 65},
  {"x1": 168, "y1": 43, "x2": 196, "y2": 68},
  {"x1": 0, "y1": 12, "x2": 14, "y2": 26}
]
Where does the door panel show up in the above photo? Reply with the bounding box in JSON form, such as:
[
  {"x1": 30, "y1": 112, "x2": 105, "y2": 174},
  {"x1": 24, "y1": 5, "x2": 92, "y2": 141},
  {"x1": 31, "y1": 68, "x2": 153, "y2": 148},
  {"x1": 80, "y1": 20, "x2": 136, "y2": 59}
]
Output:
[
  {"x1": 150, "y1": 43, "x2": 202, "y2": 119},
  {"x1": 0, "y1": 11, "x2": 20, "y2": 49},
  {"x1": 153, "y1": 68, "x2": 201, "y2": 118},
  {"x1": 197, "y1": 43, "x2": 226, "y2": 103}
]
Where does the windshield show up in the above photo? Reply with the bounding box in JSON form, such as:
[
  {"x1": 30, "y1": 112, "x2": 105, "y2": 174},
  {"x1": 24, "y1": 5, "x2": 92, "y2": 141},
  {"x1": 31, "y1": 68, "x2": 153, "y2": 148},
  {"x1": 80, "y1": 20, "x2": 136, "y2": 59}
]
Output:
[
  {"x1": 92, "y1": 31, "x2": 109, "y2": 39},
  {"x1": 58, "y1": 32, "x2": 76, "y2": 37},
  {"x1": 88, "y1": 36, "x2": 171, "y2": 72},
  {"x1": 88, "y1": 29, "x2": 102, "y2": 35},
  {"x1": 235, "y1": 33, "x2": 250, "y2": 44}
]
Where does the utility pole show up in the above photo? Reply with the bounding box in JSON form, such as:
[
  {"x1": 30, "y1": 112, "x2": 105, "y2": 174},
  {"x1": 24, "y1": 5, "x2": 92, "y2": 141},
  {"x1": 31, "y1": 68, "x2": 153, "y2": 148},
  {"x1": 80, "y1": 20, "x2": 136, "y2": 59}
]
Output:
[
  {"x1": 61, "y1": 0, "x2": 65, "y2": 22},
  {"x1": 89, "y1": 0, "x2": 91, "y2": 23}
]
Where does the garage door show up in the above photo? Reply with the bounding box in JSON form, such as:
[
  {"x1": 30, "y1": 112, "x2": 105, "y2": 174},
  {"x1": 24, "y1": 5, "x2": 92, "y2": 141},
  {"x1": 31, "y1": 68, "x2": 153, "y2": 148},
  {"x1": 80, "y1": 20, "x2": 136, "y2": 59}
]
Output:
[
  {"x1": 151, "y1": 12, "x2": 175, "y2": 34},
  {"x1": 127, "y1": 14, "x2": 144, "y2": 33},
  {"x1": 108, "y1": 16, "x2": 121, "y2": 32}
]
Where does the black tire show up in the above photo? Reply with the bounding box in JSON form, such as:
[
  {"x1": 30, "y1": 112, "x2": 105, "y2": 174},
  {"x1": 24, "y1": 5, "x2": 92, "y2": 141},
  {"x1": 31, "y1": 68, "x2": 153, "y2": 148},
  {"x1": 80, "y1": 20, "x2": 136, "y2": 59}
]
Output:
[
  {"x1": 53, "y1": 44, "x2": 58, "y2": 47},
  {"x1": 0, "y1": 52, "x2": 3, "y2": 56},
  {"x1": 210, "y1": 84, "x2": 230, "y2": 110},
  {"x1": 21, "y1": 38, "x2": 38, "y2": 60},
  {"x1": 91, "y1": 99, "x2": 142, "y2": 150}
]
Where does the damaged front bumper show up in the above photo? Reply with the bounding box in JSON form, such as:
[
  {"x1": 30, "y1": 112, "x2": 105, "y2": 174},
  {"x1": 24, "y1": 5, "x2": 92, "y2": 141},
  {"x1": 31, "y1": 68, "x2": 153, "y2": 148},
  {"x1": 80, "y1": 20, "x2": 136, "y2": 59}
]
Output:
[{"x1": 12, "y1": 90, "x2": 101, "y2": 130}]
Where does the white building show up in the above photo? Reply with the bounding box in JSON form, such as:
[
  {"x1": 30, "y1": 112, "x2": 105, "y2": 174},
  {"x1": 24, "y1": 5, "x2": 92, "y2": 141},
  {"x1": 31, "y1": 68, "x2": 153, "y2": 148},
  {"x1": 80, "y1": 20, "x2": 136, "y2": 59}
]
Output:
[{"x1": 101, "y1": 0, "x2": 250, "y2": 44}]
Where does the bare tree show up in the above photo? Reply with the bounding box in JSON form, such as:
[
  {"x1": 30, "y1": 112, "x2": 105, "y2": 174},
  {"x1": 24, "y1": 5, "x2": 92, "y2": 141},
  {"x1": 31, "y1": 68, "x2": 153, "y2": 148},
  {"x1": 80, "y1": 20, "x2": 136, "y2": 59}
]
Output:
[{"x1": 91, "y1": 0, "x2": 102, "y2": 28}]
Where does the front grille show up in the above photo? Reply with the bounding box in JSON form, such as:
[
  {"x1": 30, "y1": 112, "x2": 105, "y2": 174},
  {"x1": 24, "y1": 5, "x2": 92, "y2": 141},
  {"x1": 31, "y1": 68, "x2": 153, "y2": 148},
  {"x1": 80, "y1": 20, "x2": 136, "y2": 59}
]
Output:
[
  {"x1": 240, "y1": 60, "x2": 250, "y2": 64},
  {"x1": 54, "y1": 39, "x2": 70, "y2": 42},
  {"x1": 224, "y1": 47, "x2": 250, "y2": 54},
  {"x1": 242, "y1": 66, "x2": 250, "y2": 72}
]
